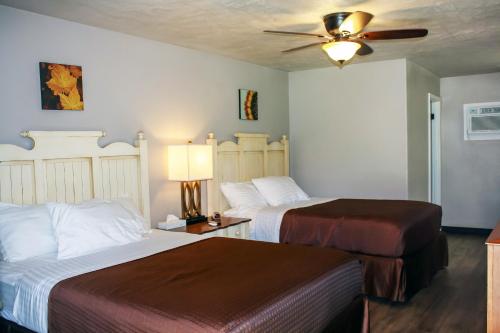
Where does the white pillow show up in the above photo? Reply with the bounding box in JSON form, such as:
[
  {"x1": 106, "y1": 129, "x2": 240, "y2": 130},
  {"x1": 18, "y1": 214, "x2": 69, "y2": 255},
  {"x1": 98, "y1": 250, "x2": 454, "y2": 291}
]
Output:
[
  {"x1": 0, "y1": 203, "x2": 58, "y2": 262},
  {"x1": 47, "y1": 199, "x2": 145, "y2": 259},
  {"x1": 220, "y1": 182, "x2": 268, "y2": 209},
  {"x1": 252, "y1": 176, "x2": 309, "y2": 206}
]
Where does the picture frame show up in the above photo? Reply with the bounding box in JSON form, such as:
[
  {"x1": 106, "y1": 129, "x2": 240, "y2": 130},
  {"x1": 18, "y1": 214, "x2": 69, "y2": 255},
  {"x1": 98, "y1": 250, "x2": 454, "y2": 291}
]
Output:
[
  {"x1": 39, "y1": 62, "x2": 84, "y2": 111},
  {"x1": 239, "y1": 89, "x2": 258, "y2": 120}
]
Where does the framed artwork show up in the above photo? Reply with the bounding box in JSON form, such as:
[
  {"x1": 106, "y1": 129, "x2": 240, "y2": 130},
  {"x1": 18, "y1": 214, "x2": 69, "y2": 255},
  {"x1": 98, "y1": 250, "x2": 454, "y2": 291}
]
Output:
[
  {"x1": 239, "y1": 89, "x2": 258, "y2": 120},
  {"x1": 39, "y1": 62, "x2": 84, "y2": 110}
]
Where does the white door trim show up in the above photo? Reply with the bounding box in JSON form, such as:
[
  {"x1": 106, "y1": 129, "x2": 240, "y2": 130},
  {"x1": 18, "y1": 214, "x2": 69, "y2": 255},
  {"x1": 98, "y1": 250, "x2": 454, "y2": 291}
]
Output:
[{"x1": 428, "y1": 93, "x2": 442, "y2": 204}]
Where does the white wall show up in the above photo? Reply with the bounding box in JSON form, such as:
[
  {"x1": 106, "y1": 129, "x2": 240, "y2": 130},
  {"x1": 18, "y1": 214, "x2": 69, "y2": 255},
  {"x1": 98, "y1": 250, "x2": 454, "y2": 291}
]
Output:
[
  {"x1": 406, "y1": 60, "x2": 440, "y2": 201},
  {"x1": 441, "y1": 72, "x2": 500, "y2": 229},
  {"x1": 289, "y1": 59, "x2": 409, "y2": 199},
  {"x1": 0, "y1": 6, "x2": 289, "y2": 224}
]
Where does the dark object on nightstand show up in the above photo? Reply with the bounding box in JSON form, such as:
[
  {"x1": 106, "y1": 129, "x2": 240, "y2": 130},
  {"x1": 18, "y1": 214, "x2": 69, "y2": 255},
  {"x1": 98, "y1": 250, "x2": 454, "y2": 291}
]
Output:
[{"x1": 185, "y1": 212, "x2": 207, "y2": 225}]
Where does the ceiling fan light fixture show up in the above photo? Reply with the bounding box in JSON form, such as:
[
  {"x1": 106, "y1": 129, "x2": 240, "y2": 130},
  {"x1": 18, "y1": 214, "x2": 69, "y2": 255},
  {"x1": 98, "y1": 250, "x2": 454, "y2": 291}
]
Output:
[
  {"x1": 265, "y1": 11, "x2": 428, "y2": 68},
  {"x1": 321, "y1": 41, "x2": 360, "y2": 63}
]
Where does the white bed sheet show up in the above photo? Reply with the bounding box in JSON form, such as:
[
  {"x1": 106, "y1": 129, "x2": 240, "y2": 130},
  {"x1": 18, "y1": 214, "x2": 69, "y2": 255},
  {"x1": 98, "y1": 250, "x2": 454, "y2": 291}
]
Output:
[
  {"x1": 224, "y1": 198, "x2": 333, "y2": 242},
  {"x1": 0, "y1": 280, "x2": 16, "y2": 322},
  {"x1": 0, "y1": 230, "x2": 203, "y2": 333}
]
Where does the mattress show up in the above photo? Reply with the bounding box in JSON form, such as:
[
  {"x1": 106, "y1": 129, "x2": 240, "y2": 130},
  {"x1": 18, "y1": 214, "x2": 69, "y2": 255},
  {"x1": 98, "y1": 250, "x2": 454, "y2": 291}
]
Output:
[
  {"x1": 280, "y1": 199, "x2": 443, "y2": 257},
  {"x1": 0, "y1": 230, "x2": 204, "y2": 333},
  {"x1": 0, "y1": 252, "x2": 59, "y2": 322},
  {"x1": 0, "y1": 280, "x2": 16, "y2": 322},
  {"x1": 225, "y1": 198, "x2": 442, "y2": 257}
]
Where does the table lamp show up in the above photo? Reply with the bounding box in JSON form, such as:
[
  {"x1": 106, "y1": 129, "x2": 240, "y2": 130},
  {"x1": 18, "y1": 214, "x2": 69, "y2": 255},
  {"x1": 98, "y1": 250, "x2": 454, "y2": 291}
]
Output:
[{"x1": 167, "y1": 142, "x2": 213, "y2": 225}]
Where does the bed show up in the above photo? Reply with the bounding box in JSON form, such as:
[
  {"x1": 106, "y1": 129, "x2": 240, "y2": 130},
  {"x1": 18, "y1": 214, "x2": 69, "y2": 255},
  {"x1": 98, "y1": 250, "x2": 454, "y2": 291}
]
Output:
[
  {"x1": 206, "y1": 132, "x2": 449, "y2": 302},
  {"x1": 0, "y1": 131, "x2": 368, "y2": 333}
]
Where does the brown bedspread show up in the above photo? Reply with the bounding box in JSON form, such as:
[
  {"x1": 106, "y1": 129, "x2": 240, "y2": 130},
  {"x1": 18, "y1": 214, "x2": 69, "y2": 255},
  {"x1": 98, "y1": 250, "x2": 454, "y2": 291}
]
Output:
[
  {"x1": 48, "y1": 237, "x2": 366, "y2": 333},
  {"x1": 280, "y1": 199, "x2": 442, "y2": 257}
]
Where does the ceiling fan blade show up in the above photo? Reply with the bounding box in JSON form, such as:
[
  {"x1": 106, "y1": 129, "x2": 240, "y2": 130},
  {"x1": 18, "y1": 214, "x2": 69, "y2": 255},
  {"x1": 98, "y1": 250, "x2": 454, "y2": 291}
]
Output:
[
  {"x1": 339, "y1": 11, "x2": 373, "y2": 34},
  {"x1": 355, "y1": 41, "x2": 373, "y2": 56},
  {"x1": 264, "y1": 30, "x2": 329, "y2": 38},
  {"x1": 361, "y1": 29, "x2": 428, "y2": 40},
  {"x1": 282, "y1": 42, "x2": 325, "y2": 53}
]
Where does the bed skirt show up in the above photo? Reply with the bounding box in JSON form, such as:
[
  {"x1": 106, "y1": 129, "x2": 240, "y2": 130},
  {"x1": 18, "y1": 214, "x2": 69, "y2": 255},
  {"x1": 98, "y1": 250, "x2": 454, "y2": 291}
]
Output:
[
  {"x1": 359, "y1": 231, "x2": 448, "y2": 302},
  {"x1": 325, "y1": 295, "x2": 370, "y2": 333}
]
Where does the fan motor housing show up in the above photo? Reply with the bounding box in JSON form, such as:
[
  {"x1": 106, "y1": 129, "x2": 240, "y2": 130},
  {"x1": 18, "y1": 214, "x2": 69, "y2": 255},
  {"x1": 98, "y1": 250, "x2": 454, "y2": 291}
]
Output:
[{"x1": 323, "y1": 12, "x2": 351, "y2": 35}]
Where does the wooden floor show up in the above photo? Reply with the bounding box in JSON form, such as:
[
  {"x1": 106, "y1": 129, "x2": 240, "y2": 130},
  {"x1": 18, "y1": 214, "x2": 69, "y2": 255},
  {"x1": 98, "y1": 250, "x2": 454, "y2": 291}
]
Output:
[{"x1": 370, "y1": 233, "x2": 487, "y2": 333}]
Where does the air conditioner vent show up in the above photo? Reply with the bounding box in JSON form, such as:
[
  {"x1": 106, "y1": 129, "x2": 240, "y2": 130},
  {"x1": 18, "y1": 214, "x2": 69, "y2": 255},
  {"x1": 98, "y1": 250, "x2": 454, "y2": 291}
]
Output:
[
  {"x1": 464, "y1": 102, "x2": 500, "y2": 141},
  {"x1": 471, "y1": 115, "x2": 500, "y2": 131}
]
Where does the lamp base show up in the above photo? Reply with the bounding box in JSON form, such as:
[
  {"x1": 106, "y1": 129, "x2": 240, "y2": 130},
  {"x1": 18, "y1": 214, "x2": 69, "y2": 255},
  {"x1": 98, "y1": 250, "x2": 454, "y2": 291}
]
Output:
[
  {"x1": 180, "y1": 181, "x2": 206, "y2": 224},
  {"x1": 186, "y1": 215, "x2": 208, "y2": 225}
]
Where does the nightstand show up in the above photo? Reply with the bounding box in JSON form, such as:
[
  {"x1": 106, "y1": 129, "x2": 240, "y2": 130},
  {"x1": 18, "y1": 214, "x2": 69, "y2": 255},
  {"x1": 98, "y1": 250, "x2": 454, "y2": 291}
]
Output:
[{"x1": 169, "y1": 217, "x2": 251, "y2": 240}]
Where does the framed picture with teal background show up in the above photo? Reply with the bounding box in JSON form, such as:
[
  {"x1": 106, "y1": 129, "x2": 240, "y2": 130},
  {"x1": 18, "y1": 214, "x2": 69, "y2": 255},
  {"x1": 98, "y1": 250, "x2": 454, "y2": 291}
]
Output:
[{"x1": 239, "y1": 89, "x2": 258, "y2": 120}]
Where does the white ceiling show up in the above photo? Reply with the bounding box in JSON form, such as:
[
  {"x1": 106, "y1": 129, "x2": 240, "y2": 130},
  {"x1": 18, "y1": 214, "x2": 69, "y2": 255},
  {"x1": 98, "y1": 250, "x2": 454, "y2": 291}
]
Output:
[{"x1": 2, "y1": 0, "x2": 500, "y2": 77}]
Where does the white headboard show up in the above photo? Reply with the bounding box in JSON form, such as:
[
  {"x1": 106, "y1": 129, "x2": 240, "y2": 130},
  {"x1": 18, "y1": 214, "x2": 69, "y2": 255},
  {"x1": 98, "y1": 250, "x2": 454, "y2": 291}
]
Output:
[
  {"x1": 206, "y1": 132, "x2": 289, "y2": 215},
  {"x1": 0, "y1": 131, "x2": 150, "y2": 226}
]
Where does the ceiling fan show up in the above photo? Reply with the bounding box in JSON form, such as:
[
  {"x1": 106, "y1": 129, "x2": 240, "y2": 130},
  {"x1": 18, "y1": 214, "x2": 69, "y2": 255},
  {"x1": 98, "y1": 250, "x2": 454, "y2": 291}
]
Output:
[{"x1": 264, "y1": 11, "x2": 428, "y2": 66}]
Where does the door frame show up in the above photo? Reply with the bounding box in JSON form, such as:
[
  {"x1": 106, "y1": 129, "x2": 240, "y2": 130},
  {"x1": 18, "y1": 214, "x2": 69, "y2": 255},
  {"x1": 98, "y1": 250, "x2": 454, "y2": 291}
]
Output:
[{"x1": 427, "y1": 93, "x2": 442, "y2": 204}]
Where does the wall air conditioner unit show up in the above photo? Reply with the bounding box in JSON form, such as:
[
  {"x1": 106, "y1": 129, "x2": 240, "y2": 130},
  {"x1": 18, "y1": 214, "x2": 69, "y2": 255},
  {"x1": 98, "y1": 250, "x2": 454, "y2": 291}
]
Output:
[{"x1": 464, "y1": 102, "x2": 500, "y2": 141}]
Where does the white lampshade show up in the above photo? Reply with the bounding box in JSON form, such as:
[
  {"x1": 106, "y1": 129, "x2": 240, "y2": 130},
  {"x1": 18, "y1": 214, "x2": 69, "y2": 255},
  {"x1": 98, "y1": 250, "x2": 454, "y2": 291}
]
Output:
[
  {"x1": 167, "y1": 144, "x2": 213, "y2": 181},
  {"x1": 321, "y1": 41, "x2": 361, "y2": 63}
]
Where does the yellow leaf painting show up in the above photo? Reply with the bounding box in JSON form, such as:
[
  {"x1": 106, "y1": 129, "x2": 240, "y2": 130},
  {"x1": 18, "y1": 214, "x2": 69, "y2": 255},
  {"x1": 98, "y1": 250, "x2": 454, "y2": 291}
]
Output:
[
  {"x1": 59, "y1": 87, "x2": 84, "y2": 110},
  {"x1": 40, "y1": 62, "x2": 84, "y2": 110}
]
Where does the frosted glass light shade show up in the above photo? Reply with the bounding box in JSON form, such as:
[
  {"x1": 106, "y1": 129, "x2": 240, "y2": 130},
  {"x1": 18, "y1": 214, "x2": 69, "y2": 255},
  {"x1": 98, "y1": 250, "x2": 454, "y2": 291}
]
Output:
[
  {"x1": 321, "y1": 41, "x2": 361, "y2": 62},
  {"x1": 167, "y1": 144, "x2": 213, "y2": 181}
]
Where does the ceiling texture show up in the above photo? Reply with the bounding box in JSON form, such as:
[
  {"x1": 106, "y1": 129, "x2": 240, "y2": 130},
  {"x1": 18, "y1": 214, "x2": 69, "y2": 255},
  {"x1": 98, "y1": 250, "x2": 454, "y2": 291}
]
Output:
[{"x1": 1, "y1": 0, "x2": 500, "y2": 77}]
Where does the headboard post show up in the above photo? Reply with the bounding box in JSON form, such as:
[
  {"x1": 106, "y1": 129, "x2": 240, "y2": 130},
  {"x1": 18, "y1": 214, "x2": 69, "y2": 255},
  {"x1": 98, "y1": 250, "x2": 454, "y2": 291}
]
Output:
[
  {"x1": 206, "y1": 132, "x2": 219, "y2": 216},
  {"x1": 136, "y1": 131, "x2": 151, "y2": 225},
  {"x1": 207, "y1": 132, "x2": 290, "y2": 215},
  {"x1": 281, "y1": 135, "x2": 289, "y2": 176}
]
